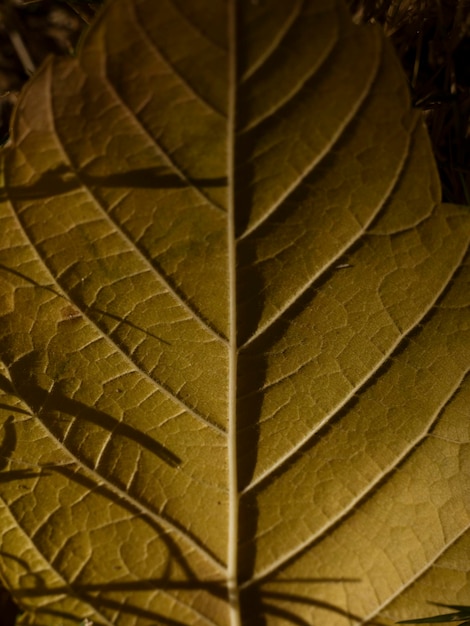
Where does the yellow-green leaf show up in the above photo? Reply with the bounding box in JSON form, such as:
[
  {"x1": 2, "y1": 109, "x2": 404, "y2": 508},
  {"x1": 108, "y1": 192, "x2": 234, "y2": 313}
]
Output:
[{"x1": 0, "y1": 1, "x2": 469, "y2": 625}]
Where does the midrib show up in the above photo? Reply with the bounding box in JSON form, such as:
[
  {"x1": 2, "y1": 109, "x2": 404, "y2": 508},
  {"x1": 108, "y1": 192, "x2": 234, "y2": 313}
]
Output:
[{"x1": 227, "y1": 1, "x2": 241, "y2": 625}]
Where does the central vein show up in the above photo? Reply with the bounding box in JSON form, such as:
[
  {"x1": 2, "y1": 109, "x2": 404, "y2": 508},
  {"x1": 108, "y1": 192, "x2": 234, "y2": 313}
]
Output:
[{"x1": 227, "y1": 1, "x2": 241, "y2": 625}]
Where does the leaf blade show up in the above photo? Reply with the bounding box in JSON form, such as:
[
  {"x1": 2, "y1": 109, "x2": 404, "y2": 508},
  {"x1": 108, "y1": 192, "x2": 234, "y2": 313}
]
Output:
[{"x1": 0, "y1": 1, "x2": 468, "y2": 625}]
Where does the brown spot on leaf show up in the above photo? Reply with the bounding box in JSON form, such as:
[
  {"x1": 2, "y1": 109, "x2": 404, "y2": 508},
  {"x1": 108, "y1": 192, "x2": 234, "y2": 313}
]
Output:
[{"x1": 60, "y1": 305, "x2": 81, "y2": 321}]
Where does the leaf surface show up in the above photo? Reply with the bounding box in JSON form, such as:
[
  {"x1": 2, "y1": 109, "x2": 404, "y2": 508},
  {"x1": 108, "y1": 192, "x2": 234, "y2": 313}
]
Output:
[{"x1": 0, "y1": 1, "x2": 469, "y2": 625}]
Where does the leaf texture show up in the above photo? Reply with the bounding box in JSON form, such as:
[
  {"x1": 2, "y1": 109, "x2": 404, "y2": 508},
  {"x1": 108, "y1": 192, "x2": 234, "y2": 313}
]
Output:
[{"x1": 0, "y1": 0, "x2": 469, "y2": 625}]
